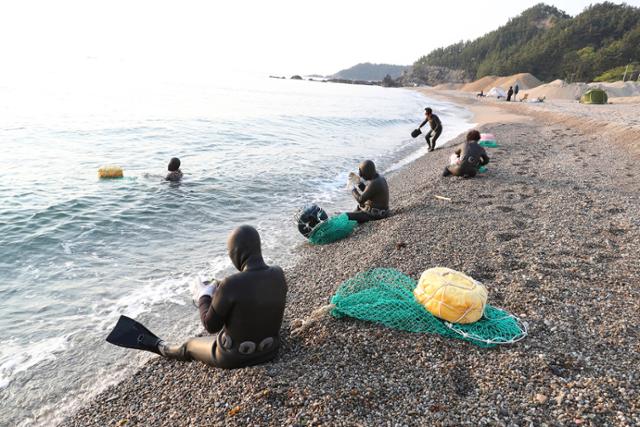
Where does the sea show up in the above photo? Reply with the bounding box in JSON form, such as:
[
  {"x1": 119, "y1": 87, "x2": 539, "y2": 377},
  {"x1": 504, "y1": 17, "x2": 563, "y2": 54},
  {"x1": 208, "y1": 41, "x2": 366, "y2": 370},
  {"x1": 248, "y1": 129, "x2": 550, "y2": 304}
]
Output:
[{"x1": 0, "y1": 70, "x2": 474, "y2": 425}]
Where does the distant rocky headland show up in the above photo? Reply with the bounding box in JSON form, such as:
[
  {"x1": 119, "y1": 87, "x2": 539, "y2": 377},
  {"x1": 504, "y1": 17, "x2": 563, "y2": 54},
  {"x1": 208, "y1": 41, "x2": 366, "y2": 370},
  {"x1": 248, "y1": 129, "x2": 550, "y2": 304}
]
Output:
[{"x1": 280, "y1": 2, "x2": 640, "y2": 89}]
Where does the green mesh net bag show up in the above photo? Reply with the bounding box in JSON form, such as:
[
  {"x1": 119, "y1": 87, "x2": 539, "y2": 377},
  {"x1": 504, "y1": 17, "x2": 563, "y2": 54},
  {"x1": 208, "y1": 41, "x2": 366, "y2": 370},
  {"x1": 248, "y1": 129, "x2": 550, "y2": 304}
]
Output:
[
  {"x1": 330, "y1": 268, "x2": 527, "y2": 348},
  {"x1": 479, "y1": 141, "x2": 499, "y2": 148},
  {"x1": 308, "y1": 213, "x2": 358, "y2": 245}
]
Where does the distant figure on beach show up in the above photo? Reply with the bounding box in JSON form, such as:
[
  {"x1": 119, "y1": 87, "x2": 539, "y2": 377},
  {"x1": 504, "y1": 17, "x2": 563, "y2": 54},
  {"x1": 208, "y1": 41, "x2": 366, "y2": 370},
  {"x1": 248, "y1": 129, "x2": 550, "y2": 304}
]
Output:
[
  {"x1": 106, "y1": 225, "x2": 288, "y2": 369},
  {"x1": 514, "y1": 84, "x2": 520, "y2": 101},
  {"x1": 417, "y1": 107, "x2": 443, "y2": 152},
  {"x1": 507, "y1": 86, "x2": 514, "y2": 102},
  {"x1": 477, "y1": 90, "x2": 485, "y2": 97},
  {"x1": 166, "y1": 157, "x2": 183, "y2": 182},
  {"x1": 443, "y1": 130, "x2": 490, "y2": 178},
  {"x1": 347, "y1": 160, "x2": 389, "y2": 223}
]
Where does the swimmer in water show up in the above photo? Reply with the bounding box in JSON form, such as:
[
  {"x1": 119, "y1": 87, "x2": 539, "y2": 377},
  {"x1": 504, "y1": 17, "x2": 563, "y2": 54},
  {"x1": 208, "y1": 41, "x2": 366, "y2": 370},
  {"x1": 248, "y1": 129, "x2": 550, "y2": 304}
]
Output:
[{"x1": 166, "y1": 157, "x2": 183, "y2": 182}]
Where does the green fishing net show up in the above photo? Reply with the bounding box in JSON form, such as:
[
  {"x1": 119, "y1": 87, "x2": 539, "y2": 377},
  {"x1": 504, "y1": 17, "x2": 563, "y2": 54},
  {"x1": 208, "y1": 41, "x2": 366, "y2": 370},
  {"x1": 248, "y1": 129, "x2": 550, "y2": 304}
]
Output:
[
  {"x1": 308, "y1": 213, "x2": 358, "y2": 245},
  {"x1": 479, "y1": 141, "x2": 498, "y2": 148},
  {"x1": 330, "y1": 268, "x2": 527, "y2": 348}
]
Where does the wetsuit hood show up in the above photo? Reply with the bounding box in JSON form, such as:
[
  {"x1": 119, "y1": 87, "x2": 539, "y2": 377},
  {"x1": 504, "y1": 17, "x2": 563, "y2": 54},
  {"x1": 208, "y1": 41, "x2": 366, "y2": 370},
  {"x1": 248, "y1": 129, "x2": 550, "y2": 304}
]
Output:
[
  {"x1": 227, "y1": 225, "x2": 267, "y2": 271},
  {"x1": 168, "y1": 157, "x2": 181, "y2": 172},
  {"x1": 359, "y1": 160, "x2": 378, "y2": 181}
]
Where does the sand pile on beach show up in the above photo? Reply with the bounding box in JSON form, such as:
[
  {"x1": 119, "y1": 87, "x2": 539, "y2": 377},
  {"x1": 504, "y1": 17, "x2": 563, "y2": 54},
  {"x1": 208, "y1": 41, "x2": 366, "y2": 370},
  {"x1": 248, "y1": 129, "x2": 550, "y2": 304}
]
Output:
[
  {"x1": 433, "y1": 82, "x2": 465, "y2": 90},
  {"x1": 522, "y1": 80, "x2": 640, "y2": 101},
  {"x1": 461, "y1": 75, "x2": 498, "y2": 92},
  {"x1": 590, "y1": 81, "x2": 640, "y2": 97},
  {"x1": 461, "y1": 73, "x2": 541, "y2": 93},
  {"x1": 523, "y1": 79, "x2": 589, "y2": 100},
  {"x1": 492, "y1": 73, "x2": 541, "y2": 91}
]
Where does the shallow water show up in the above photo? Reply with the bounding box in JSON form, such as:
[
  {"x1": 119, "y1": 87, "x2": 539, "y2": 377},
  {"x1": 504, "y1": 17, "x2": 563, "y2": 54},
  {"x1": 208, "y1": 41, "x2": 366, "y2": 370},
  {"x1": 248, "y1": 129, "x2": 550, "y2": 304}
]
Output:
[{"x1": 0, "y1": 74, "x2": 473, "y2": 425}]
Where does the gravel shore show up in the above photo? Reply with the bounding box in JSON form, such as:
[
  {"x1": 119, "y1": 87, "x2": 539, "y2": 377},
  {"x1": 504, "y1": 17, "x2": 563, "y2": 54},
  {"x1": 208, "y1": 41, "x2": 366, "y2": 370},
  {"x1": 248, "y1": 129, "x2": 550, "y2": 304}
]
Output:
[{"x1": 63, "y1": 101, "x2": 640, "y2": 426}]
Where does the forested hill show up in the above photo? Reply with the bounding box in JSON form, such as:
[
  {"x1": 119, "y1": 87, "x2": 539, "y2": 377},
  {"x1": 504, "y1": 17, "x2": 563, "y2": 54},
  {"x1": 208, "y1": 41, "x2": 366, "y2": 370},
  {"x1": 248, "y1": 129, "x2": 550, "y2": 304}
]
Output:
[
  {"x1": 414, "y1": 2, "x2": 640, "y2": 82},
  {"x1": 331, "y1": 63, "x2": 410, "y2": 81}
]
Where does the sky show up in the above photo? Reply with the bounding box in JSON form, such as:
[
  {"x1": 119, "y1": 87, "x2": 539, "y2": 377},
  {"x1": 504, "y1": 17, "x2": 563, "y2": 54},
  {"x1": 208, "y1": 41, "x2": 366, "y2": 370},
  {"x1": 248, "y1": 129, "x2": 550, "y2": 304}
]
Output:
[{"x1": 0, "y1": 0, "x2": 639, "y2": 82}]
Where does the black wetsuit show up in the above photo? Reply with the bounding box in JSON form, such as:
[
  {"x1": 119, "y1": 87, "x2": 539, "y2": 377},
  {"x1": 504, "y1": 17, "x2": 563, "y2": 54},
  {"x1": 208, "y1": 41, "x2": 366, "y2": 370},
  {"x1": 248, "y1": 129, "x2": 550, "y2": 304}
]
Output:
[
  {"x1": 165, "y1": 169, "x2": 183, "y2": 182},
  {"x1": 163, "y1": 226, "x2": 287, "y2": 369},
  {"x1": 444, "y1": 141, "x2": 490, "y2": 178},
  {"x1": 419, "y1": 114, "x2": 443, "y2": 151},
  {"x1": 347, "y1": 160, "x2": 389, "y2": 223}
]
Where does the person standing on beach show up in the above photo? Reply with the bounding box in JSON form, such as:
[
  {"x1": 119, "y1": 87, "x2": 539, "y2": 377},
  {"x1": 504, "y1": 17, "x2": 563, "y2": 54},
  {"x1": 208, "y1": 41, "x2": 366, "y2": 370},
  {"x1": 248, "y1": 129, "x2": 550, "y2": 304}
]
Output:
[
  {"x1": 507, "y1": 86, "x2": 514, "y2": 102},
  {"x1": 417, "y1": 107, "x2": 443, "y2": 152},
  {"x1": 514, "y1": 84, "x2": 520, "y2": 101}
]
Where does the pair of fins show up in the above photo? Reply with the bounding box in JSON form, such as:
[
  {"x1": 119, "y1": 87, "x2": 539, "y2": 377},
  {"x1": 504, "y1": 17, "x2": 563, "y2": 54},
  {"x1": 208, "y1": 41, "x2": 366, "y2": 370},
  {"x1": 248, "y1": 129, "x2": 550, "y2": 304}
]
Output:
[{"x1": 106, "y1": 315, "x2": 163, "y2": 355}]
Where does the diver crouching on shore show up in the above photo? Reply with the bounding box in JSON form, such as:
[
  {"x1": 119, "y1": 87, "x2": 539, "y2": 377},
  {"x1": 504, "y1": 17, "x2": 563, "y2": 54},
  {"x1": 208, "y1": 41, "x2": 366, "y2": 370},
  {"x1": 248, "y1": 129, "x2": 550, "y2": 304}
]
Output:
[
  {"x1": 106, "y1": 225, "x2": 288, "y2": 369},
  {"x1": 346, "y1": 160, "x2": 390, "y2": 224},
  {"x1": 443, "y1": 130, "x2": 490, "y2": 178}
]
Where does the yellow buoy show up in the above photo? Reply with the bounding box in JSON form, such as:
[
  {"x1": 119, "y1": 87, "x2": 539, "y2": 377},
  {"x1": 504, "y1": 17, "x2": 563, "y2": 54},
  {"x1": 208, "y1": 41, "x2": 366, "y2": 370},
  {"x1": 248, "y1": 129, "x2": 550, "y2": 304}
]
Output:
[
  {"x1": 413, "y1": 267, "x2": 487, "y2": 324},
  {"x1": 98, "y1": 165, "x2": 123, "y2": 179}
]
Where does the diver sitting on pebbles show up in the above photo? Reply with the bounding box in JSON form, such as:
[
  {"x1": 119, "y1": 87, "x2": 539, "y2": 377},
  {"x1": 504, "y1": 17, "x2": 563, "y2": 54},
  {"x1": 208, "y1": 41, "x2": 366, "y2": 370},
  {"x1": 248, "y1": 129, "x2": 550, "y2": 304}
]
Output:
[
  {"x1": 443, "y1": 130, "x2": 490, "y2": 178},
  {"x1": 346, "y1": 160, "x2": 389, "y2": 223},
  {"x1": 165, "y1": 157, "x2": 183, "y2": 182},
  {"x1": 106, "y1": 225, "x2": 288, "y2": 369}
]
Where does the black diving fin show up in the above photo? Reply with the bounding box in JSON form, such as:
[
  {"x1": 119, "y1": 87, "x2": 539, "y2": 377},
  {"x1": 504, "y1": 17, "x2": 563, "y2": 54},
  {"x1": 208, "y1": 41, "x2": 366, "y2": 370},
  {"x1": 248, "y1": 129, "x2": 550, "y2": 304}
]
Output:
[{"x1": 106, "y1": 315, "x2": 163, "y2": 355}]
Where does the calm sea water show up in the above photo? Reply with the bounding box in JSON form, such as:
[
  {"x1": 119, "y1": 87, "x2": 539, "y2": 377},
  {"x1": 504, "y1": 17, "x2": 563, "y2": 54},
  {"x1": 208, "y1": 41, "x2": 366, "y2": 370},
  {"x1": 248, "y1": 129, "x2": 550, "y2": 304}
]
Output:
[{"x1": 0, "y1": 73, "x2": 473, "y2": 425}]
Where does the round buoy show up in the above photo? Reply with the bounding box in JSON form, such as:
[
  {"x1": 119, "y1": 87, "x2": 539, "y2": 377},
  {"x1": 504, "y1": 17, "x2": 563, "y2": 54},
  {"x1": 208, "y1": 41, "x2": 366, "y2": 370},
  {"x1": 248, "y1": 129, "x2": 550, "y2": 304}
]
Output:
[{"x1": 414, "y1": 267, "x2": 488, "y2": 324}]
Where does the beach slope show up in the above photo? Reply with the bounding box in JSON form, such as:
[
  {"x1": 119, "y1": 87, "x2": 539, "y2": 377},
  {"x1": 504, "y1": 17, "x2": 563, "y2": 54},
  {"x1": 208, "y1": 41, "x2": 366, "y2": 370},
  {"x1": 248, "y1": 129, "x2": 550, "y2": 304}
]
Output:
[{"x1": 63, "y1": 98, "x2": 640, "y2": 426}]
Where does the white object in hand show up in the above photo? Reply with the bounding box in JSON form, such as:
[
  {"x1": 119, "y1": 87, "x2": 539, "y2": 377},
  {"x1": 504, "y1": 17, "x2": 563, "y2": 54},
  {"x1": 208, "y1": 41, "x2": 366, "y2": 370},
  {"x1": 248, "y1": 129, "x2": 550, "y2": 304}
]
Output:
[
  {"x1": 191, "y1": 276, "x2": 218, "y2": 304},
  {"x1": 347, "y1": 172, "x2": 364, "y2": 194}
]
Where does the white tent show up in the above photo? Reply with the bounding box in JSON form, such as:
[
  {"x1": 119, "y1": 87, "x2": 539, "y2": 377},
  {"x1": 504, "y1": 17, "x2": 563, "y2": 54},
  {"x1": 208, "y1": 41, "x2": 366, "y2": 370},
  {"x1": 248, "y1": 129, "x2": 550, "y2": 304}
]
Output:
[{"x1": 487, "y1": 87, "x2": 507, "y2": 98}]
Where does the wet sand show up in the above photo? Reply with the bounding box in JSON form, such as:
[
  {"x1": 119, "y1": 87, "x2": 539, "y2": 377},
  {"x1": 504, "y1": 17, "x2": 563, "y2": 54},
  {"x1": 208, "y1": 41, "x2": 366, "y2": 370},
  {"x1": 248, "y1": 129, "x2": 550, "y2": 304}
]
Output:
[{"x1": 63, "y1": 93, "x2": 640, "y2": 426}]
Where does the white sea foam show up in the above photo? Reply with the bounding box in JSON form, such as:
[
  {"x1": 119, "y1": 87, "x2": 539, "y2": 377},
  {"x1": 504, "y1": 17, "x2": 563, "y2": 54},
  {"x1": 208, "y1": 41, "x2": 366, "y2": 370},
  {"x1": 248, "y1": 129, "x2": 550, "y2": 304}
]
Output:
[{"x1": 0, "y1": 336, "x2": 69, "y2": 389}]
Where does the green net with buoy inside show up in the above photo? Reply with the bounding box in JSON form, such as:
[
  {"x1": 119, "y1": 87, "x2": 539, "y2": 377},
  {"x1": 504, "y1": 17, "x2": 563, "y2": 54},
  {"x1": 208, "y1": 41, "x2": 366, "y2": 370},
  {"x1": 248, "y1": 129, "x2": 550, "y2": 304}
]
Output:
[
  {"x1": 330, "y1": 268, "x2": 527, "y2": 348},
  {"x1": 308, "y1": 213, "x2": 358, "y2": 245}
]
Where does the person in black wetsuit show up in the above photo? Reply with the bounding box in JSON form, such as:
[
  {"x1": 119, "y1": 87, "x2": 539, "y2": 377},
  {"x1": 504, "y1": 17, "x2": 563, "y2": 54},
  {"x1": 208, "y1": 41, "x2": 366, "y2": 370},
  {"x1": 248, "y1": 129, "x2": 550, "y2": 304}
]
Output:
[
  {"x1": 159, "y1": 225, "x2": 287, "y2": 369},
  {"x1": 443, "y1": 130, "x2": 490, "y2": 178},
  {"x1": 418, "y1": 107, "x2": 443, "y2": 152},
  {"x1": 346, "y1": 160, "x2": 389, "y2": 223},
  {"x1": 507, "y1": 86, "x2": 514, "y2": 102},
  {"x1": 166, "y1": 157, "x2": 183, "y2": 182}
]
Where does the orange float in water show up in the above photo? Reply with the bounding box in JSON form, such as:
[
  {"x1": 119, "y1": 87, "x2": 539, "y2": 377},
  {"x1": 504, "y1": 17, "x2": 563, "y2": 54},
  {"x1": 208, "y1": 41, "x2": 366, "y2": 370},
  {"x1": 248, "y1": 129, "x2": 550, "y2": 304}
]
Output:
[{"x1": 98, "y1": 166, "x2": 124, "y2": 179}]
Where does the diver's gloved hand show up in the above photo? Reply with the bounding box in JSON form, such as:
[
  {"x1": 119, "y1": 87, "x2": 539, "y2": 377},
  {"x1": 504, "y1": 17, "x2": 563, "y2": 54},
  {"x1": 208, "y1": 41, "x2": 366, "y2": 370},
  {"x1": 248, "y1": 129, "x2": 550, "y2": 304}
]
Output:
[
  {"x1": 348, "y1": 172, "x2": 364, "y2": 195},
  {"x1": 190, "y1": 276, "x2": 219, "y2": 306}
]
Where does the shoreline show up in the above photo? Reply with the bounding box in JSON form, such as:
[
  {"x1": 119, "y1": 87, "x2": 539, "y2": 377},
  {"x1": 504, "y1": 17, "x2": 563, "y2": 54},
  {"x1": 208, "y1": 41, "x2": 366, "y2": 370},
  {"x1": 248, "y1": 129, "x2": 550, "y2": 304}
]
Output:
[{"x1": 63, "y1": 92, "x2": 639, "y2": 426}]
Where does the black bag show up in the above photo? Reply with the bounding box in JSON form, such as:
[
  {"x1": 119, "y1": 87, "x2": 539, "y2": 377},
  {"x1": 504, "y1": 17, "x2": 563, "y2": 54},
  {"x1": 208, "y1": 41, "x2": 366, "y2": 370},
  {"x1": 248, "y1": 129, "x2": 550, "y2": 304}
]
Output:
[
  {"x1": 411, "y1": 128, "x2": 422, "y2": 138},
  {"x1": 296, "y1": 204, "x2": 328, "y2": 237}
]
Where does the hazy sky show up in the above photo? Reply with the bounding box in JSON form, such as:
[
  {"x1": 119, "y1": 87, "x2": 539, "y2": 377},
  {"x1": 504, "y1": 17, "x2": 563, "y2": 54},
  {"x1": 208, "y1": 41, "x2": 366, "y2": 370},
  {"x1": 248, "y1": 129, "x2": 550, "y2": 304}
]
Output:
[{"x1": 1, "y1": 0, "x2": 639, "y2": 81}]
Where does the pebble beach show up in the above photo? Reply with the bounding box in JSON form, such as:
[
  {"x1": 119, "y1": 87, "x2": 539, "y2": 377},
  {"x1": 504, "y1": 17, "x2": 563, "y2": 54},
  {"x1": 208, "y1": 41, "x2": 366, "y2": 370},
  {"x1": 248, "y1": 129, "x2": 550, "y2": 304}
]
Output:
[{"x1": 63, "y1": 94, "x2": 640, "y2": 426}]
